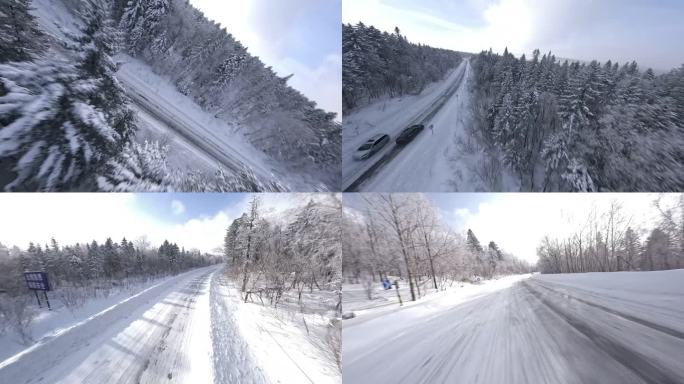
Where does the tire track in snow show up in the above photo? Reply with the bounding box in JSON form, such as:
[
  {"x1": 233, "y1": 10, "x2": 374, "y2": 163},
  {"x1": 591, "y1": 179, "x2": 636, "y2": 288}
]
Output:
[
  {"x1": 343, "y1": 60, "x2": 469, "y2": 192},
  {"x1": 530, "y1": 281, "x2": 684, "y2": 340},
  {"x1": 523, "y1": 281, "x2": 682, "y2": 384},
  {"x1": 210, "y1": 270, "x2": 267, "y2": 384}
]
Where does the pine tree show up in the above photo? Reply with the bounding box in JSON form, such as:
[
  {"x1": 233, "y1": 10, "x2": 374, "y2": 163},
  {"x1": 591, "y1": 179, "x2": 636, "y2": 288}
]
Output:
[
  {"x1": 0, "y1": 61, "x2": 122, "y2": 190},
  {"x1": 0, "y1": 2, "x2": 136, "y2": 191},
  {"x1": 0, "y1": 0, "x2": 44, "y2": 62},
  {"x1": 120, "y1": 0, "x2": 170, "y2": 55},
  {"x1": 74, "y1": 2, "x2": 136, "y2": 144},
  {"x1": 466, "y1": 229, "x2": 483, "y2": 253}
]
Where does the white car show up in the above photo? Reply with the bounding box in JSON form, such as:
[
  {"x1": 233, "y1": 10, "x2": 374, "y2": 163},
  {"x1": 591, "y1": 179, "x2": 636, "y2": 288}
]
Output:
[{"x1": 353, "y1": 134, "x2": 390, "y2": 160}]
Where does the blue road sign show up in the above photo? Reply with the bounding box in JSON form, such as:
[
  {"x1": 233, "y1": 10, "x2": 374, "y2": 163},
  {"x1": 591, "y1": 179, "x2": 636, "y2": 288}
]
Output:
[{"x1": 24, "y1": 271, "x2": 51, "y2": 291}]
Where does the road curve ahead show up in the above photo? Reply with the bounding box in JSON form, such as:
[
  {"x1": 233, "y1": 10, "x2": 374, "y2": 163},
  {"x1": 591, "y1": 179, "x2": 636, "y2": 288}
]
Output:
[{"x1": 343, "y1": 276, "x2": 684, "y2": 384}]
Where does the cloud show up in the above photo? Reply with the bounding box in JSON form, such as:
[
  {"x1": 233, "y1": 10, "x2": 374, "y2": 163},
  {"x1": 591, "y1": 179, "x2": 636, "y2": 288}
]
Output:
[
  {"x1": 0, "y1": 193, "x2": 340, "y2": 256},
  {"x1": 447, "y1": 193, "x2": 664, "y2": 263},
  {"x1": 0, "y1": 194, "x2": 230, "y2": 254},
  {"x1": 279, "y1": 53, "x2": 342, "y2": 118},
  {"x1": 171, "y1": 200, "x2": 185, "y2": 215},
  {"x1": 343, "y1": 0, "x2": 684, "y2": 70}
]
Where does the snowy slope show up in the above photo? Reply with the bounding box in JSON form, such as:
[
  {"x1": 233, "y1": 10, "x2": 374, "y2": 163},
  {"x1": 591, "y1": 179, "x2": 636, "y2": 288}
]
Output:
[
  {"x1": 213, "y1": 273, "x2": 340, "y2": 384},
  {"x1": 116, "y1": 56, "x2": 288, "y2": 190},
  {"x1": 342, "y1": 62, "x2": 467, "y2": 190},
  {"x1": 343, "y1": 270, "x2": 684, "y2": 384},
  {"x1": 361, "y1": 61, "x2": 473, "y2": 191},
  {"x1": 28, "y1": 0, "x2": 319, "y2": 191}
]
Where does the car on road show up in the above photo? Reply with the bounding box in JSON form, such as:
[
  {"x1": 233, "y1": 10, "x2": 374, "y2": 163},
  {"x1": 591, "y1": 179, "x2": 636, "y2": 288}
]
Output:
[
  {"x1": 353, "y1": 134, "x2": 390, "y2": 160},
  {"x1": 395, "y1": 124, "x2": 424, "y2": 145}
]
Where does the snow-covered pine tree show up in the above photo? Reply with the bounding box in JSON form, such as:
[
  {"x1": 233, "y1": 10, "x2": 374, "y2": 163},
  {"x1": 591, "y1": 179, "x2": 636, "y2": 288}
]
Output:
[
  {"x1": 119, "y1": 0, "x2": 170, "y2": 55},
  {"x1": 0, "y1": 2, "x2": 134, "y2": 191},
  {"x1": 74, "y1": 1, "x2": 136, "y2": 144},
  {"x1": 0, "y1": 0, "x2": 44, "y2": 62}
]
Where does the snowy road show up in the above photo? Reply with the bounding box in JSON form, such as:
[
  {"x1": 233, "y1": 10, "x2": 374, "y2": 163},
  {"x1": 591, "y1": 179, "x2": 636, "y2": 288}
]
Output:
[
  {"x1": 0, "y1": 266, "x2": 265, "y2": 384},
  {"x1": 116, "y1": 61, "x2": 285, "y2": 191},
  {"x1": 343, "y1": 271, "x2": 684, "y2": 384},
  {"x1": 342, "y1": 60, "x2": 471, "y2": 192}
]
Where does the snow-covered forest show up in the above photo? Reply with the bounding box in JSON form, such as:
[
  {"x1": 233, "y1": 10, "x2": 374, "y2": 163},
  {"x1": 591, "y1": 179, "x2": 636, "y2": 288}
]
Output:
[
  {"x1": 538, "y1": 195, "x2": 684, "y2": 274},
  {"x1": 470, "y1": 49, "x2": 684, "y2": 192},
  {"x1": 342, "y1": 23, "x2": 462, "y2": 113},
  {"x1": 224, "y1": 195, "x2": 342, "y2": 308},
  {"x1": 0, "y1": 0, "x2": 340, "y2": 191},
  {"x1": 223, "y1": 194, "x2": 342, "y2": 368},
  {"x1": 0, "y1": 236, "x2": 218, "y2": 342},
  {"x1": 342, "y1": 194, "x2": 531, "y2": 302}
]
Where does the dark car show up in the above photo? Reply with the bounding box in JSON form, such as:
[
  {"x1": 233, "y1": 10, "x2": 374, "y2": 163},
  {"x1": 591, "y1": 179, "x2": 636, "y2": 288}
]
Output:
[
  {"x1": 395, "y1": 124, "x2": 424, "y2": 145},
  {"x1": 353, "y1": 134, "x2": 390, "y2": 160}
]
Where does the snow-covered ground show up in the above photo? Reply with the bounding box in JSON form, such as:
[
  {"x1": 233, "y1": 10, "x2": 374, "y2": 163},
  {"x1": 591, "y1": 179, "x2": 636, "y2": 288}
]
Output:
[
  {"x1": 213, "y1": 273, "x2": 340, "y2": 384},
  {"x1": 116, "y1": 56, "x2": 288, "y2": 190},
  {"x1": 0, "y1": 273, "x2": 193, "y2": 363},
  {"x1": 28, "y1": 0, "x2": 319, "y2": 191},
  {"x1": 343, "y1": 270, "x2": 684, "y2": 384},
  {"x1": 342, "y1": 60, "x2": 473, "y2": 191},
  {"x1": 0, "y1": 266, "x2": 219, "y2": 383},
  {"x1": 0, "y1": 265, "x2": 340, "y2": 384}
]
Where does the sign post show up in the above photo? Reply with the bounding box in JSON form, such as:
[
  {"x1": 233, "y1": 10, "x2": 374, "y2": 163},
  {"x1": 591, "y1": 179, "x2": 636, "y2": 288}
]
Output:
[{"x1": 24, "y1": 271, "x2": 51, "y2": 310}]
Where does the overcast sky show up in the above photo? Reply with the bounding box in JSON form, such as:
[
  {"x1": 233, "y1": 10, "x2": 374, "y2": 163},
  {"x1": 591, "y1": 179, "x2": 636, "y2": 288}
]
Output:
[
  {"x1": 189, "y1": 0, "x2": 341, "y2": 118},
  {"x1": 345, "y1": 193, "x2": 675, "y2": 264},
  {"x1": 343, "y1": 0, "x2": 684, "y2": 71},
  {"x1": 0, "y1": 193, "x2": 320, "y2": 254}
]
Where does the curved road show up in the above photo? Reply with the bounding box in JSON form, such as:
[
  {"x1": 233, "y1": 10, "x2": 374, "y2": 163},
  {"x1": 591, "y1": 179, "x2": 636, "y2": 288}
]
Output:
[{"x1": 343, "y1": 276, "x2": 684, "y2": 384}]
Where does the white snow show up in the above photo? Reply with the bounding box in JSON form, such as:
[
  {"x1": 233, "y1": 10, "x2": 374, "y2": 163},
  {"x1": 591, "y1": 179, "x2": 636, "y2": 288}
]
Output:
[
  {"x1": 342, "y1": 274, "x2": 531, "y2": 360},
  {"x1": 213, "y1": 272, "x2": 341, "y2": 384},
  {"x1": 342, "y1": 62, "x2": 468, "y2": 190},
  {"x1": 0, "y1": 267, "x2": 219, "y2": 383},
  {"x1": 115, "y1": 55, "x2": 286, "y2": 188},
  {"x1": 343, "y1": 270, "x2": 684, "y2": 384},
  {"x1": 361, "y1": 61, "x2": 473, "y2": 191}
]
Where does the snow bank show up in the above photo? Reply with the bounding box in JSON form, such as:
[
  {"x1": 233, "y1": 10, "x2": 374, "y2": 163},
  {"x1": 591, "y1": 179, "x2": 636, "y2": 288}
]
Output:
[
  {"x1": 342, "y1": 274, "x2": 531, "y2": 358},
  {"x1": 0, "y1": 274, "x2": 181, "y2": 363},
  {"x1": 212, "y1": 272, "x2": 341, "y2": 384}
]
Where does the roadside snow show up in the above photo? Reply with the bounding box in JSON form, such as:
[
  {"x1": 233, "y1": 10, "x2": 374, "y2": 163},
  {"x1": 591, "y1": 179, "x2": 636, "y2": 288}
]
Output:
[
  {"x1": 342, "y1": 62, "x2": 466, "y2": 188},
  {"x1": 0, "y1": 266, "x2": 219, "y2": 383},
  {"x1": 212, "y1": 271, "x2": 341, "y2": 384},
  {"x1": 0, "y1": 274, "x2": 180, "y2": 364},
  {"x1": 344, "y1": 270, "x2": 684, "y2": 384},
  {"x1": 342, "y1": 274, "x2": 531, "y2": 359}
]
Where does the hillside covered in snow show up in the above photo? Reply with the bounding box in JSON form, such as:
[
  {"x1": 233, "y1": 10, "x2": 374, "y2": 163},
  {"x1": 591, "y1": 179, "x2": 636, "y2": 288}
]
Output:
[{"x1": 0, "y1": 0, "x2": 340, "y2": 191}]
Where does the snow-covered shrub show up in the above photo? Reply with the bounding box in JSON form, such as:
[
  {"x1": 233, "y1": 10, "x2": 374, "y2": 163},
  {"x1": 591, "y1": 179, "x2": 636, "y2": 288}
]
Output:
[
  {"x1": 1, "y1": 295, "x2": 36, "y2": 344},
  {"x1": 98, "y1": 140, "x2": 285, "y2": 192},
  {"x1": 56, "y1": 287, "x2": 87, "y2": 314}
]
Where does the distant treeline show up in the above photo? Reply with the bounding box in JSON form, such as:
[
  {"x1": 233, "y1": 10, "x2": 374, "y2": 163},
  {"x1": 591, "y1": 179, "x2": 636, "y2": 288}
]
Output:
[
  {"x1": 342, "y1": 23, "x2": 462, "y2": 113},
  {"x1": 538, "y1": 196, "x2": 684, "y2": 273},
  {"x1": 0, "y1": 237, "x2": 217, "y2": 296}
]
